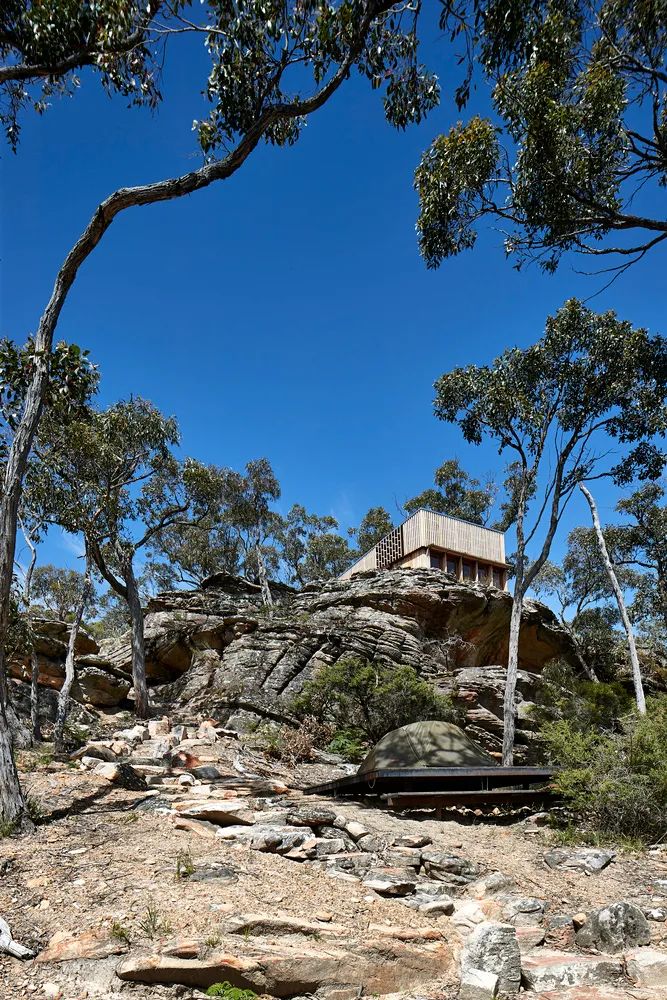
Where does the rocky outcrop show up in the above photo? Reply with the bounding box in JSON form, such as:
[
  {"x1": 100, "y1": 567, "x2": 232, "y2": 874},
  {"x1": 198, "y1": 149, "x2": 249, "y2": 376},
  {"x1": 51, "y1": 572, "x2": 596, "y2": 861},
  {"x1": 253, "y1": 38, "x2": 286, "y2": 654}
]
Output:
[{"x1": 11, "y1": 571, "x2": 579, "y2": 756}]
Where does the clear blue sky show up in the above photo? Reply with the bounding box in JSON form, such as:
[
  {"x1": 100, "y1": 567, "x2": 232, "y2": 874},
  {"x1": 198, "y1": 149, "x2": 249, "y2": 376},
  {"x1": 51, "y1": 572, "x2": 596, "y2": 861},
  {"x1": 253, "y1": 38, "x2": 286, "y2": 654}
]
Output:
[{"x1": 1, "y1": 14, "x2": 665, "y2": 572}]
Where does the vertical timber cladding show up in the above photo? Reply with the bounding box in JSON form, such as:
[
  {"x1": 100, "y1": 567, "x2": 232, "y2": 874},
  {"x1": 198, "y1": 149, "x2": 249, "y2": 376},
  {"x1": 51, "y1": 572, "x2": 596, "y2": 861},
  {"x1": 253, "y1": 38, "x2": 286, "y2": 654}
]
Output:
[{"x1": 375, "y1": 524, "x2": 404, "y2": 569}]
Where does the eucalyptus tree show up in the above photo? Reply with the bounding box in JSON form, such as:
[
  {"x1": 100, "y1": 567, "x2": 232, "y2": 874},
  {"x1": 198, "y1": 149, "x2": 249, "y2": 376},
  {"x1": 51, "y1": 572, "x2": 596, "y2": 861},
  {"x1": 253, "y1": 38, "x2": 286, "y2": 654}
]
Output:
[
  {"x1": 354, "y1": 507, "x2": 395, "y2": 554},
  {"x1": 0, "y1": 338, "x2": 97, "y2": 828},
  {"x1": 30, "y1": 565, "x2": 93, "y2": 621},
  {"x1": 580, "y1": 483, "x2": 646, "y2": 714},
  {"x1": 404, "y1": 457, "x2": 496, "y2": 524},
  {"x1": 146, "y1": 519, "x2": 241, "y2": 590},
  {"x1": 417, "y1": 0, "x2": 667, "y2": 275},
  {"x1": 301, "y1": 531, "x2": 356, "y2": 581},
  {"x1": 219, "y1": 459, "x2": 282, "y2": 604},
  {"x1": 36, "y1": 397, "x2": 223, "y2": 718},
  {"x1": 433, "y1": 299, "x2": 667, "y2": 763},
  {"x1": 0, "y1": 0, "x2": 440, "y2": 745},
  {"x1": 615, "y1": 483, "x2": 667, "y2": 630},
  {"x1": 1, "y1": 0, "x2": 162, "y2": 148},
  {"x1": 278, "y1": 505, "x2": 340, "y2": 586}
]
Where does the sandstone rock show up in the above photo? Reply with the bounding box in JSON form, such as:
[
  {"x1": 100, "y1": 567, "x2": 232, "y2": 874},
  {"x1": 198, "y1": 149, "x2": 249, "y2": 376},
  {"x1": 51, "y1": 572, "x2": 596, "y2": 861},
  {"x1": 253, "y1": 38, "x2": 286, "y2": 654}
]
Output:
[
  {"x1": 575, "y1": 901, "x2": 650, "y2": 953},
  {"x1": 286, "y1": 807, "x2": 337, "y2": 827},
  {"x1": 626, "y1": 947, "x2": 667, "y2": 987},
  {"x1": 146, "y1": 569, "x2": 579, "y2": 759},
  {"x1": 543, "y1": 848, "x2": 615, "y2": 874},
  {"x1": 460, "y1": 968, "x2": 499, "y2": 1000},
  {"x1": 93, "y1": 761, "x2": 147, "y2": 790},
  {"x1": 418, "y1": 898, "x2": 455, "y2": 916},
  {"x1": 37, "y1": 929, "x2": 128, "y2": 962},
  {"x1": 461, "y1": 921, "x2": 521, "y2": 996},
  {"x1": 362, "y1": 870, "x2": 418, "y2": 897},
  {"x1": 334, "y1": 819, "x2": 368, "y2": 841},
  {"x1": 172, "y1": 800, "x2": 255, "y2": 826},
  {"x1": 172, "y1": 816, "x2": 219, "y2": 839},
  {"x1": 422, "y1": 850, "x2": 480, "y2": 886},
  {"x1": 515, "y1": 926, "x2": 546, "y2": 952},
  {"x1": 469, "y1": 872, "x2": 515, "y2": 898},
  {"x1": 115, "y1": 931, "x2": 453, "y2": 995},
  {"x1": 393, "y1": 834, "x2": 432, "y2": 849},
  {"x1": 356, "y1": 834, "x2": 386, "y2": 854},
  {"x1": 520, "y1": 950, "x2": 623, "y2": 991}
]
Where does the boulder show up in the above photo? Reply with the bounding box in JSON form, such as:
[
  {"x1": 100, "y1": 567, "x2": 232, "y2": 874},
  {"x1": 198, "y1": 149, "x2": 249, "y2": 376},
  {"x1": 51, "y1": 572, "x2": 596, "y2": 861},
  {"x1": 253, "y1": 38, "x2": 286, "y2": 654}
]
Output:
[
  {"x1": 574, "y1": 902, "x2": 650, "y2": 953},
  {"x1": 460, "y1": 968, "x2": 499, "y2": 1000},
  {"x1": 37, "y1": 929, "x2": 128, "y2": 963},
  {"x1": 461, "y1": 922, "x2": 521, "y2": 996}
]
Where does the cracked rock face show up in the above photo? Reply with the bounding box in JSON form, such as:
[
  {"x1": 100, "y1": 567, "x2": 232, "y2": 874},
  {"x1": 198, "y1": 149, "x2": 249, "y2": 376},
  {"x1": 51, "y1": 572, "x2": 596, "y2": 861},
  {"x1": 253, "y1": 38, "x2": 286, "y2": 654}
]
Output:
[{"x1": 13, "y1": 570, "x2": 579, "y2": 757}]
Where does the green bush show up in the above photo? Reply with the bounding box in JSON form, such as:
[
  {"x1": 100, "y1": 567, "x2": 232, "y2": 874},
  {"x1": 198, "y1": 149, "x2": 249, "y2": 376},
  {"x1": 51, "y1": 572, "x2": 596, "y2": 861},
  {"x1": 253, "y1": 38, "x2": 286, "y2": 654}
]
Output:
[
  {"x1": 326, "y1": 729, "x2": 368, "y2": 762},
  {"x1": 206, "y1": 982, "x2": 257, "y2": 1000},
  {"x1": 531, "y1": 659, "x2": 633, "y2": 732},
  {"x1": 541, "y1": 695, "x2": 667, "y2": 843},
  {"x1": 292, "y1": 657, "x2": 456, "y2": 744}
]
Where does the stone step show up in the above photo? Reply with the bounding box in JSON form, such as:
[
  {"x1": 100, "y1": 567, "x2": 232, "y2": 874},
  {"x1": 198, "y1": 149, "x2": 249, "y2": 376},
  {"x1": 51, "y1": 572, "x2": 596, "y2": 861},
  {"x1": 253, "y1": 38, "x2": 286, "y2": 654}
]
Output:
[{"x1": 521, "y1": 949, "x2": 624, "y2": 991}]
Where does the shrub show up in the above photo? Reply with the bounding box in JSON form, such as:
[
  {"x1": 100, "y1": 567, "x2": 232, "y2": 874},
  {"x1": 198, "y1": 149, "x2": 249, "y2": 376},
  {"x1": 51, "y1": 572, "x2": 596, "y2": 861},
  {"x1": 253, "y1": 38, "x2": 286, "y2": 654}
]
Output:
[
  {"x1": 257, "y1": 716, "x2": 334, "y2": 765},
  {"x1": 532, "y1": 659, "x2": 633, "y2": 733},
  {"x1": 292, "y1": 657, "x2": 456, "y2": 744},
  {"x1": 541, "y1": 696, "x2": 667, "y2": 843},
  {"x1": 206, "y1": 983, "x2": 258, "y2": 1000},
  {"x1": 326, "y1": 729, "x2": 368, "y2": 762}
]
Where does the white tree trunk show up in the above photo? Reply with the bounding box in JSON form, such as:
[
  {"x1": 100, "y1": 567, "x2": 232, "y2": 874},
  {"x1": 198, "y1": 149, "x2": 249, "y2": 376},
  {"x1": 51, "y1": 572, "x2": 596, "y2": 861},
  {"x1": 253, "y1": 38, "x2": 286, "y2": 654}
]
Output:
[
  {"x1": 580, "y1": 483, "x2": 646, "y2": 715},
  {"x1": 54, "y1": 553, "x2": 92, "y2": 754},
  {"x1": 0, "y1": 686, "x2": 24, "y2": 829},
  {"x1": 502, "y1": 594, "x2": 524, "y2": 765},
  {"x1": 125, "y1": 562, "x2": 149, "y2": 719},
  {"x1": 255, "y1": 536, "x2": 273, "y2": 607}
]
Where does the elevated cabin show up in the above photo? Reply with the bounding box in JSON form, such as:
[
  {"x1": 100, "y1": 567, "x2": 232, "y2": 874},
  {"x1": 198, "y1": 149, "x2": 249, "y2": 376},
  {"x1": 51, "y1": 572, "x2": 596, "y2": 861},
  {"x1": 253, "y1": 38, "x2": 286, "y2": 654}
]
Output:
[{"x1": 341, "y1": 508, "x2": 508, "y2": 590}]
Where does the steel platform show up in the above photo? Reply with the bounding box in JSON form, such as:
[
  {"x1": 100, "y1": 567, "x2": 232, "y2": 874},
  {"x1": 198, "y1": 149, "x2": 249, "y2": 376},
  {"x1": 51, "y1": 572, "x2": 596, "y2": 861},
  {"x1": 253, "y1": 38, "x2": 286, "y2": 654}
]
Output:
[{"x1": 303, "y1": 766, "x2": 555, "y2": 798}]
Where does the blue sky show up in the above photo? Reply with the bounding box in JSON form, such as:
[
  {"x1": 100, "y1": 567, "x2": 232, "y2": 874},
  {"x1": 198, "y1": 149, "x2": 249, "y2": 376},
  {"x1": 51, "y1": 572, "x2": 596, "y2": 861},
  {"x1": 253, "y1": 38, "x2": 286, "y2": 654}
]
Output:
[{"x1": 2, "y1": 12, "x2": 665, "y2": 574}]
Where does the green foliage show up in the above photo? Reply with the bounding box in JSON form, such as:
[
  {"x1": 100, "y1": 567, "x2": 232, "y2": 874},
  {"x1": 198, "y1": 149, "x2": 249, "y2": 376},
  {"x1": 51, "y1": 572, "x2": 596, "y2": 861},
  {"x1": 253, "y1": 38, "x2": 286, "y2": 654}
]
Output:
[
  {"x1": 205, "y1": 983, "x2": 257, "y2": 1000},
  {"x1": 326, "y1": 729, "x2": 368, "y2": 763},
  {"x1": 293, "y1": 657, "x2": 456, "y2": 744},
  {"x1": 110, "y1": 921, "x2": 131, "y2": 945},
  {"x1": 532, "y1": 660, "x2": 633, "y2": 732},
  {"x1": 540, "y1": 693, "x2": 667, "y2": 842},
  {"x1": 420, "y1": 0, "x2": 667, "y2": 271},
  {"x1": 354, "y1": 507, "x2": 395, "y2": 555},
  {"x1": 278, "y1": 504, "x2": 354, "y2": 584},
  {"x1": 30, "y1": 564, "x2": 92, "y2": 622},
  {"x1": 404, "y1": 458, "x2": 496, "y2": 525},
  {"x1": 2, "y1": 2, "x2": 439, "y2": 153}
]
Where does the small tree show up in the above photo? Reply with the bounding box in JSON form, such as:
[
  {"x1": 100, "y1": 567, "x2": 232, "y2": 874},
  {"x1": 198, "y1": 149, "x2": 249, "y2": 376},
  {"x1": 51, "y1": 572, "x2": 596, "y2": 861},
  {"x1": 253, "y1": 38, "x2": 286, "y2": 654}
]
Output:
[
  {"x1": 37, "y1": 398, "x2": 222, "y2": 718},
  {"x1": 301, "y1": 532, "x2": 355, "y2": 582},
  {"x1": 404, "y1": 458, "x2": 496, "y2": 524},
  {"x1": 434, "y1": 299, "x2": 667, "y2": 763},
  {"x1": 614, "y1": 484, "x2": 667, "y2": 632},
  {"x1": 146, "y1": 516, "x2": 241, "y2": 589},
  {"x1": 293, "y1": 657, "x2": 456, "y2": 744}
]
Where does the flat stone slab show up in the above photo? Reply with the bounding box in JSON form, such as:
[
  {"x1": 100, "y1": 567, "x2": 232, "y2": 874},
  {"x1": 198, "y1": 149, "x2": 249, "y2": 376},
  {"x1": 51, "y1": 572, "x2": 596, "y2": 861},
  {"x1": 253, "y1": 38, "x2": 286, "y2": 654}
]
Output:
[{"x1": 521, "y1": 949, "x2": 624, "y2": 991}]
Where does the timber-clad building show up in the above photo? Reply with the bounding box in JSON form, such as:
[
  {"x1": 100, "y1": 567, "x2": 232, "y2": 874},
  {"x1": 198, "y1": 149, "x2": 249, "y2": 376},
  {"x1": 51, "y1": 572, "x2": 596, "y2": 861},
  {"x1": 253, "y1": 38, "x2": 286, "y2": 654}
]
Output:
[{"x1": 341, "y1": 508, "x2": 508, "y2": 590}]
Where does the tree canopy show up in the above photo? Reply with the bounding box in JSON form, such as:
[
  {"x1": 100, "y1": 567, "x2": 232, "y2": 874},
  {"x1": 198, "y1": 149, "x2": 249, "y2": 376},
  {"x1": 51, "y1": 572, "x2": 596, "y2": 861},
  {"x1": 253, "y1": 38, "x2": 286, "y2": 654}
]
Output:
[
  {"x1": 416, "y1": 0, "x2": 667, "y2": 274},
  {"x1": 404, "y1": 457, "x2": 496, "y2": 524}
]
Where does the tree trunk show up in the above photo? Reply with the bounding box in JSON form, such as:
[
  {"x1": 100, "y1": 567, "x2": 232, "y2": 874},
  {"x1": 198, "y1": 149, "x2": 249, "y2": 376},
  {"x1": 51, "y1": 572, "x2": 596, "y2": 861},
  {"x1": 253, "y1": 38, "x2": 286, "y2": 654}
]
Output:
[
  {"x1": 54, "y1": 552, "x2": 92, "y2": 754},
  {"x1": 502, "y1": 593, "x2": 524, "y2": 765},
  {"x1": 580, "y1": 484, "x2": 646, "y2": 714},
  {"x1": 255, "y1": 536, "x2": 273, "y2": 607},
  {"x1": 125, "y1": 561, "x2": 149, "y2": 719},
  {"x1": 29, "y1": 651, "x2": 41, "y2": 742}
]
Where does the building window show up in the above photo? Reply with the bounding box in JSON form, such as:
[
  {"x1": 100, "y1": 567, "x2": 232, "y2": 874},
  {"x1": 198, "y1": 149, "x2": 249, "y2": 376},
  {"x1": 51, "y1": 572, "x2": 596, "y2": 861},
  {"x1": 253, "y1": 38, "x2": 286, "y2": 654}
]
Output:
[
  {"x1": 430, "y1": 552, "x2": 442, "y2": 569},
  {"x1": 492, "y1": 567, "x2": 503, "y2": 588},
  {"x1": 478, "y1": 563, "x2": 490, "y2": 584},
  {"x1": 462, "y1": 560, "x2": 475, "y2": 581},
  {"x1": 446, "y1": 555, "x2": 458, "y2": 577}
]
